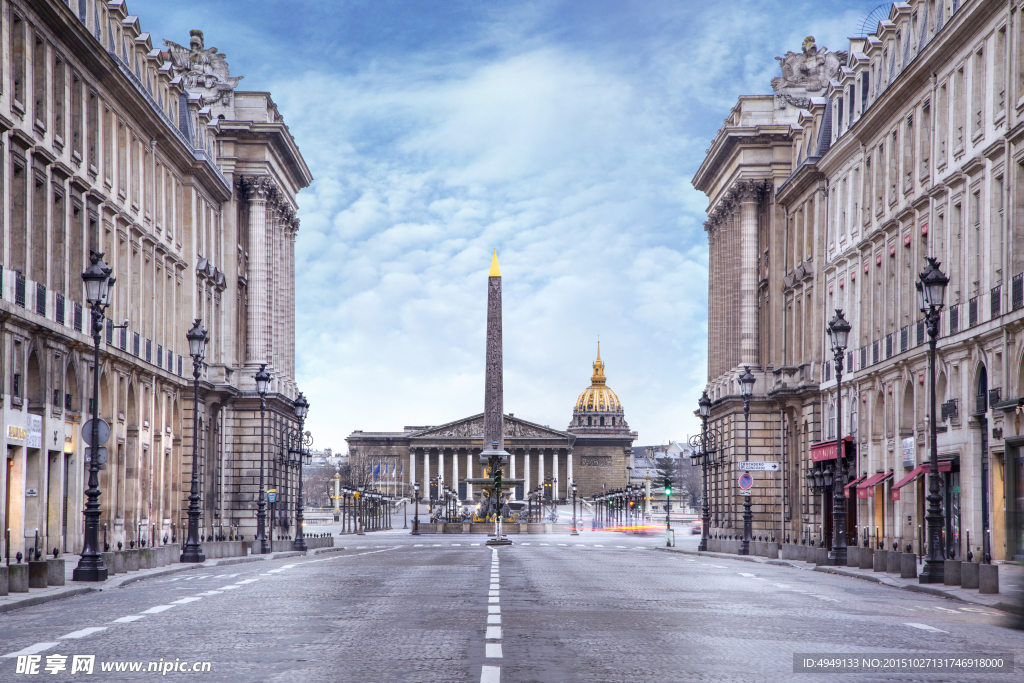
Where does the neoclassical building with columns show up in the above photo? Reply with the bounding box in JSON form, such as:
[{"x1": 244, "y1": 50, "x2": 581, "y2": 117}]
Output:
[
  {"x1": 347, "y1": 346, "x2": 636, "y2": 501},
  {"x1": 0, "y1": 0, "x2": 310, "y2": 559}
]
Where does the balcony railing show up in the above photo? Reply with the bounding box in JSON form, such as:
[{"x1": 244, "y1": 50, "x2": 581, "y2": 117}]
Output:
[
  {"x1": 991, "y1": 285, "x2": 1001, "y2": 319},
  {"x1": 15, "y1": 272, "x2": 25, "y2": 308},
  {"x1": 56, "y1": 293, "x2": 65, "y2": 325},
  {"x1": 900, "y1": 326, "x2": 908, "y2": 353},
  {"x1": 106, "y1": 319, "x2": 113, "y2": 345},
  {"x1": 872, "y1": 341, "x2": 879, "y2": 365},
  {"x1": 968, "y1": 296, "x2": 978, "y2": 327},
  {"x1": 860, "y1": 347, "x2": 867, "y2": 370},
  {"x1": 1013, "y1": 272, "x2": 1023, "y2": 310},
  {"x1": 949, "y1": 304, "x2": 959, "y2": 334},
  {"x1": 916, "y1": 320, "x2": 924, "y2": 346},
  {"x1": 74, "y1": 302, "x2": 83, "y2": 332},
  {"x1": 885, "y1": 333, "x2": 893, "y2": 359},
  {"x1": 145, "y1": 339, "x2": 152, "y2": 363},
  {"x1": 133, "y1": 333, "x2": 140, "y2": 357},
  {"x1": 36, "y1": 283, "x2": 46, "y2": 316}
]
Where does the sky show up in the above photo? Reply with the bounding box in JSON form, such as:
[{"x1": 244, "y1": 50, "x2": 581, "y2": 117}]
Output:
[{"x1": 131, "y1": 0, "x2": 887, "y2": 451}]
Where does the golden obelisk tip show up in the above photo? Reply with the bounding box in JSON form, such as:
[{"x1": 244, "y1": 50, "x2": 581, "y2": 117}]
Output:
[{"x1": 489, "y1": 249, "x2": 501, "y2": 277}]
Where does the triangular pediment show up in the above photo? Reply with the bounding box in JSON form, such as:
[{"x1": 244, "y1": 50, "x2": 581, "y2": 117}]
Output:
[{"x1": 409, "y1": 414, "x2": 570, "y2": 440}]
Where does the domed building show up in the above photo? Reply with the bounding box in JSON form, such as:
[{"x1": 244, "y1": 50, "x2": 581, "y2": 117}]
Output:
[{"x1": 569, "y1": 343, "x2": 632, "y2": 434}]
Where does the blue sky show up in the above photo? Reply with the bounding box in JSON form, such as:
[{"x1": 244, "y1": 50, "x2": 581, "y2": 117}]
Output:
[{"x1": 132, "y1": 0, "x2": 885, "y2": 451}]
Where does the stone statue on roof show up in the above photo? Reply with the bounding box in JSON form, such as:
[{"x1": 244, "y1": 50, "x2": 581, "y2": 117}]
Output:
[
  {"x1": 164, "y1": 29, "x2": 242, "y2": 108},
  {"x1": 771, "y1": 36, "x2": 846, "y2": 110}
]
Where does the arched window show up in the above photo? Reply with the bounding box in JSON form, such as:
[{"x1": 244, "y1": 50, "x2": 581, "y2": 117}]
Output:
[
  {"x1": 587, "y1": 416, "x2": 592, "y2": 426},
  {"x1": 600, "y1": 416, "x2": 605, "y2": 426}
]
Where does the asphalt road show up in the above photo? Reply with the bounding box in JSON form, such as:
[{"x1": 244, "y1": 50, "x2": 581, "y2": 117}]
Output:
[{"x1": 0, "y1": 530, "x2": 1020, "y2": 682}]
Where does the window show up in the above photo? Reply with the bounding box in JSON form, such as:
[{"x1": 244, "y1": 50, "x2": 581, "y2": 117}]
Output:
[
  {"x1": 863, "y1": 155, "x2": 872, "y2": 222},
  {"x1": 875, "y1": 143, "x2": 884, "y2": 212},
  {"x1": 117, "y1": 122, "x2": 126, "y2": 194},
  {"x1": 11, "y1": 158, "x2": 28, "y2": 274},
  {"x1": 12, "y1": 14, "x2": 26, "y2": 106},
  {"x1": 53, "y1": 58, "x2": 65, "y2": 142},
  {"x1": 889, "y1": 132, "x2": 898, "y2": 203},
  {"x1": 848, "y1": 84, "x2": 854, "y2": 126},
  {"x1": 903, "y1": 116, "x2": 913, "y2": 192},
  {"x1": 971, "y1": 190, "x2": 981, "y2": 295},
  {"x1": 87, "y1": 91, "x2": 98, "y2": 172},
  {"x1": 71, "y1": 74, "x2": 83, "y2": 158},
  {"x1": 33, "y1": 35, "x2": 46, "y2": 127},
  {"x1": 994, "y1": 176, "x2": 1004, "y2": 286},
  {"x1": 995, "y1": 26, "x2": 1006, "y2": 116},
  {"x1": 104, "y1": 108, "x2": 113, "y2": 183},
  {"x1": 937, "y1": 82, "x2": 948, "y2": 165},
  {"x1": 837, "y1": 98, "x2": 844, "y2": 133},
  {"x1": 953, "y1": 67, "x2": 965, "y2": 152},
  {"x1": 861, "y1": 72, "x2": 870, "y2": 113},
  {"x1": 971, "y1": 48, "x2": 984, "y2": 137},
  {"x1": 919, "y1": 102, "x2": 931, "y2": 178}
]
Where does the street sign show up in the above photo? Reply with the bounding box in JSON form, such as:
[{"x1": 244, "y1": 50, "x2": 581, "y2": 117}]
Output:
[
  {"x1": 84, "y1": 447, "x2": 107, "y2": 465},
  {"x1": 738, "y1": 473, "x2": 753, "y2": 490},
  {"x1": 738, "y1": 461, "x2": 779, "y2": 471},
  {"x1": 81, "y1": 419, "x2": 110, "y2": 446}
]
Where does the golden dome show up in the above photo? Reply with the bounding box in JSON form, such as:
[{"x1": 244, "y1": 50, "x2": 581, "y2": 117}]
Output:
[{"x1": 574, "y1": 342, "x2": 622, "y2": 412}]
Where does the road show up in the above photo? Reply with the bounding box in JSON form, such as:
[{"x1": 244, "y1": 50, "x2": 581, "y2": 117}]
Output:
[{"x1": 0, "y1": 530, "x2": 1020, "y2": 682}]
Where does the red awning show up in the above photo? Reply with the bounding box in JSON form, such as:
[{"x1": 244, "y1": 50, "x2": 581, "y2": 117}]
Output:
[
  {"x1": 890, "y1": 461, "x2": 955, "y2": 500},
  {"x1": 810, "y1": 436, "x2": 853, "y2": 462},
  {"x1": 844, "y1": 473, "x2": 867, "y2": 498},
  {"x1": 856, "y1": 470, "x2": 893, "y2": 498}
]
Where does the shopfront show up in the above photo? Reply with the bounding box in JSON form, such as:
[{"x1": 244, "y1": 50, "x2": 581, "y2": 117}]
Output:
[{"x1": 808, "y1": 437, "x2": 856, "y2": 549}]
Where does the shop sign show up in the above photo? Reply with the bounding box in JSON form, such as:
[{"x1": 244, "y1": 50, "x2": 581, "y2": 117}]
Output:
[
  {"x1": 901, "y1": 437, "x2": 914, "y2": 468},
  {"x1": 7, "y1": 425, "x2": 27, "y2": 441},
  {"x1": 27, "y1": 415, "x2": 42, "y2": 449}
]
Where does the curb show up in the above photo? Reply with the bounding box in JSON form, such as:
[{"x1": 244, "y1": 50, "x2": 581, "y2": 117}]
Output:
[
  {"x1": 311, "y1": 547, "x2": 345, "y2": 555},
  {"x1": 0, "y1": 587, "x2": 97, "y2": 614},
  {"x1": 658, "y1": 547, "x2": 1019, "y2": 616}
]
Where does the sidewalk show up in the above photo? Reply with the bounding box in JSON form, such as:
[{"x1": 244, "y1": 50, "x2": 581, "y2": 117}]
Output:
[
  {"x1": 0, "y1": 546, "x2": 345, "y2": 615},
  {"x1": 657, "y1": 547, "x2": 1024, "y2": 616}
]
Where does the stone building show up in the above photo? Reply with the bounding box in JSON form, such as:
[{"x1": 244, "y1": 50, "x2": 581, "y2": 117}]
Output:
[
  {"x1": 347, "y1": 346, "x2": 636, "y2": 501},
  {"x1": 0, "y1": 0, "x2": 310, "y2": 560},
  {"x1": 696, "y1": 0, "x2": 1024, "y2": 563}
]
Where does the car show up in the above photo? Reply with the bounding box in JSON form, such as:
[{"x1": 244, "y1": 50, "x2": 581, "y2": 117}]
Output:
[{"x1": 690, "y1": 520, "x2": 702, "y2": 535}]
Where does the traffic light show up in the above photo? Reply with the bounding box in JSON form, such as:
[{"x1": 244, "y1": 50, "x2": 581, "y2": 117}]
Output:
[
  {"x1": 664, "y1": 477, "x2": 672, "y2": 497},
  {"x1": 494, "y1": 467, "x2": 503, "y2": 490}
]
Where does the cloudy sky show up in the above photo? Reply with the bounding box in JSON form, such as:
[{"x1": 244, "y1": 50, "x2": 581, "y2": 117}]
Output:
[{"x1": 133, "y1": 0, "x2": 884, "y2": 450}]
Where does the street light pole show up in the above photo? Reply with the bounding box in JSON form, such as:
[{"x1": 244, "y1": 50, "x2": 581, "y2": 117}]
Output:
[
  {"x1": 827, "y1": 310, "x2": 851, "y2": 566},
  {"x1": 292, "y1": 393, "x2": 310, "y2": 552},
  {"x1": 180, "y1": 319, "x2": 209, "y2": 563},
  {"x1": 918, "y1": 258, "x2": 949, "y2": 584},
  {"x1": 571, "y1": 482, "x2": 579, "y2": 536},
  {"x1": 73, "y1": 252, "x2": 115, "y2": 581},
  {"x1": 255, "y1": 365, "x2": 271, "y2": 554},
  {"x1": 697, "y1": 390, "x2": 712, "y2": 551},
  {"x1": 739, "y1": 365, "x2": 755, "y2": 556}
]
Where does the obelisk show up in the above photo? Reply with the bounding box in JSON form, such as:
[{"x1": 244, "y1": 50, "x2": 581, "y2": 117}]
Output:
[{"x1": 483, "y1": 250, "x2": 504, "y2": 452}]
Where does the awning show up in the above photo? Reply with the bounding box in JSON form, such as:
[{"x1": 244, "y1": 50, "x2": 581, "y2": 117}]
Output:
[
  {"x1": 844, "y1": 473, "x2": 867, "y2": 498},
  {"x1": 810, "y1": 436, "x2": 853, "y2": 462},
  {"x1": 890, "y1": 460, "x2": 955, "y2": 500},
  {"x1": 856, "y1": 470, "x2": 893, "y2": 498}
]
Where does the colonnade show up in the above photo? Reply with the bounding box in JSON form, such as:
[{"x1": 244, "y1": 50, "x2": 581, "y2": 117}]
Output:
[{"x1": 407, "y1": 446, "x2": 573, "y2": 501}]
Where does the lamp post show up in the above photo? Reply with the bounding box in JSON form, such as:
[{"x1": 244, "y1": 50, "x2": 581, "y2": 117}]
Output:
[
  {"x1": 827, "y1": 309, "x2": 851, "y2": 566},
  {"x1": 571, "y1": 482, "x2": 579, "y2": 535},
  {"x1": 698, "y1": 390, "x2": 712, "y2": 551},
  {"x1": 738, "y1": 365, "x2": 755, "y2": 556},
  {"x1": 73, "y1": 252, "x2": 115, "y2": 581},
  {"x1": 292, "y1": 393, "x2": 310, "y2": 552},
  {"x1": 255, "y1": 365, "x2": 271, "y2": 554},
  {"x1": 918, "y1": 258, "x2": 949, "y2": 584},
  {"x1": 180, "y1": 319, "x2": 209, "y2": 563}
]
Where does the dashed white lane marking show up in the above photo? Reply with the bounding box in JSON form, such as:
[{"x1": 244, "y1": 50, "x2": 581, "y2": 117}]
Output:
[
  {"x1": 961, "y1": 607, "x2": 999, "y2": 615},
  {"x1": 738, "y1": 572, "x2": 757, "y2": 577},
  {"x1": 488, "y1": 591, "x2": 500, "y2": 597},
  {"x1": 932, "y1": 606, "x2": 960, "y2": 613},
  {"x1": 485, "y1": 626, "x2": 502, "y2": 639},
  {"x1": 489, "y1": 583, "x2": 500, "y2": 589},
  {"x1": 59, "y1": 627, "x2": 107, "y2": 639},
  {"x1": 521, "y1": 542, "x2": 531, "y2": 545},
  {"x1": 195, "y1": 591, "x2": 223, "y2": 596},
  {"x1": 480, "y1": 665, "x2": 500, "y2": 683},
  {"x1": 575, "y1": 544, "x2": 585, "y2": 547},
  {"x1": 486, "y1": 643, "x2": 503, "y2": 658},
  {"x1": 594, "y1": 544, "x2": 604, "y2": 547},
  {"x1": 540, "y1": 543, "x2": 550, "y2": 546},
  {"x1": 487, "y1": 615, "x2": 501, "y2": 624},
  {"x1": 615, "y1": 546, "x2": 626, "y2": 548},
  {"x1": 2, "y1": 643, "x2": 59, "y2": 658},
  {"x1": 707, "y1": 565, "x2": 727, "y2": 568},
  {"x1": 414, "y1": 544, "x2": 424, "y2": 547},
  {"x1": 905, "y1": 623, "x2": 948, "y2": 633},
  {"x1": 488, "y1": 597, "x2": 499, "y2": 603},
  {"x1": 218, "y1": 585, "x2": 241, "y2": 590},
  {"x1": 110, "y1": 616, "x2": 146, "y2": 624},
  {"x1": 432, "y1": 544, "x2": 441, "y2": 547},
  {"x1": 235, "y1": 579, "x2": 260, "y2": 585},
  {"x1": 140, "y1": 605, "x2": 175, "y2": 614},
  {"x1": 557, "y1": 543, "x2": 567, "y2": 546},
  {"x1": 488, "y1": 605, "x2": 500, "y2": 614},
  {"x1": 452, "y1": 543, "x2": 462, "y2": 546},
  {"x1": 471, "y1": 543, "x2": 481, "y2": 546},
  {"x1": 171, "y1": 597, "x2": 203, "y2": 605}
]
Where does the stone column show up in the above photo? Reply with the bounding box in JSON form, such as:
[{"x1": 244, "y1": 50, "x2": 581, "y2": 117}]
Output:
[
  {"x1": 553, "y1": 450, "x2": 560, "y2": 500},
  {"x1": 452, "y1": 448, "x2": 459, "y2": 498},
  {"x1": 408, "y1": 448, "x2": 416, "y2": 499},
  {"x1": 422, "y1": 448, "x2": 430, "y2": 501},
  {"x1": 736, "y1": 181, "x2": 761, "y2": 367},
  {"x1": 465, "y1": 450, "x2": 473, "y2": 499},
  {"x1": 510, "y1": 451, "x2": 517, "y2": 499},
  {"x1": 240, "y1": 177, "x2": 276, "y2": 368},
  {"x1": 540, "y1": 449, "x2": 547, "y2": 493},
  {"x1": 483, "y1": 255, "x2": 503, "y2": 450},
  {"x1": 524, "y1": 449, "x2": 531, "y2": 497}
]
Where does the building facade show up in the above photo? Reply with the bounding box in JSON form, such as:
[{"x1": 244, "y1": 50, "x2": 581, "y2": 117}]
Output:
[
  {"x1": 696, "y1": 0, "x2": 1024, "y2": 562},
  {"x1": 347, "y1": 347, "x2": 636, "y2": 501},
  {"x1": 0, "y1": 0, "x2": 310, "y2": 560}
]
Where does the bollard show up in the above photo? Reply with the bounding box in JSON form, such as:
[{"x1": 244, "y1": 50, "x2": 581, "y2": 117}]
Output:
[
  {"x1": 886, "y1": 550, "x2": 901, "y2": 574},
  {"x1": 46, "y1": 557, "x2": 65, "y2": 586},
  {"x1": 900, "y1": 553, "x2": 917, "y2": 579},
  {"x1": 0, "y1": 565, "x2": 7, "y2": 595},
  {"x1": 978, "y1": 564, "x2": 999, "y2": 594},
  {"x1": 125, "y1": 549, "x2": 140, "y2": 572},
  {"x1": 943, "y1": 559, "x2": 962, "y2": 586},
  {"x1": 8, "y1": 563, "x2": 29, "y2": 592},
  {"x1": 859, "y1": 547, "x2": 873, "y2": 570},
  {"x1": 873, "y1": 549, "x2": 888, "y2": 572},
  {"x1": 961, "y1": 561, "x2": 979, "y2": 589},
  {"x1": 28, "y1": 561, "x2": 49, "y2": 588}
]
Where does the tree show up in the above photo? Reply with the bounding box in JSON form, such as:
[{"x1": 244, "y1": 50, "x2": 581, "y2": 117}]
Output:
[{"x1": 676, "y1": 459, "x2": 703, "y2": 507}]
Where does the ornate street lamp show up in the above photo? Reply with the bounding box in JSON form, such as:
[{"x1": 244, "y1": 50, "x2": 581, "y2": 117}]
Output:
[
  {"x1": 827, "y1": 308, "x2": 851, "y2": 566},
  {"x1": 738, "y1": 366, "x2": 755, "y2": 555},
  {"x1": 696, "y1": 390, "x2": 713, "y2": 550},
  {"x1": 73, "y1": 252, "x2": 114, "y2": 581},
  {"x1": 919, "y1": 257, "x2": 949, "y2": 584},
  {"x1": 255, "y1": 364, "x2": 271, "y2": 554},
  {"x1": 292, "y1": 393, "x2": 311, "y2": 551},
  {"x1": 180, "y1": 319, "x2": 208, "y2": 563},
  {"x1": 571, "y1": 481, "x2": 579, "y2": 535}
]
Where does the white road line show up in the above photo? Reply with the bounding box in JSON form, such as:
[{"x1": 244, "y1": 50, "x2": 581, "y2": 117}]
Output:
[
  {"x1": 140, "y1": 605, "x2": 175, "y2": 614},
  {"x1": 488, "y1": 596, "x2": 499, "y2": 603},
  {"x1": 960, "y1": 607, "x2": 998, "y2": 615},
  {"x1": 557, "y1": 543, "x2": 567, "y2": 546},
  {"x1": 59, "y1": 627, "x2": 107, "y2": 639},
  {"x1": 480, "y1": 665, "x2": 500, "y2": 683},
  {"x1": 905, "y1": 623, "x2": 948, "y2": 633},
  {"x1": 432, "y1": 544, "x2": 441, "y2": 547},
  {"x1": 235, "y1": 579, "x2": 260, "y2": 585},
  {"x1": 110, "y1": 616, "x2": 146, "y2": 623},
  {"x1": 489, "y1": 583, "x2": 500, "y2": 589},
  {"x1": 933, "y1": 606, "x2": 960, "y2": 613},
  {"x1": 487, "y1": 615, "x2": 501, "y2": 624},
  {"x1": 485, "y1": 626, "x2": 502, "y2": 639},
  {"x1": 593, "y1": 544, "x2": 604, "y2": 547},
  {"x1": 615, "y1": 546, "x2": 626, "y2": 548},
  {"x1": 2, "y1": 643, "x2": 59, "y2": 658},
  {"x1": 575, "y1": 544, "x2": 585, "y2": 547},
  {"x1": 218, "y1": 585, "x2": 241, "y2": 590},
  {"x1": 489, "y1": 591, "x2": 500, "y2": 597},
  {"x1": 488, "y1": 605, "x2": 500, "y2": 613},
  {"x1": 452, "y1": 543, "x2": 462, "y2": 546},
  {"x1": 170, "y1": 597, "x2": 203, "y2": 605},
  {"x1": 521, "y1": 542, "x2": 531, "y2": 545},
  {"x1": 414, "y1": 544, "x2": 424, "y2": 547},
  {"x1": 195, "y1": 591, "x2": 223, "y2": 596},
  {"x1": 471, "y1": 543, "x2": 481, "y2": 546},
  {"x1": 540, "y1": 543, "x2": 550, "y2": 546},
  {"x1": 486, "y1": 643, "x2": 503, "y2": 658},
  {"x1": 738, "y1": 573, "x2": 757, "y2": 577}
]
